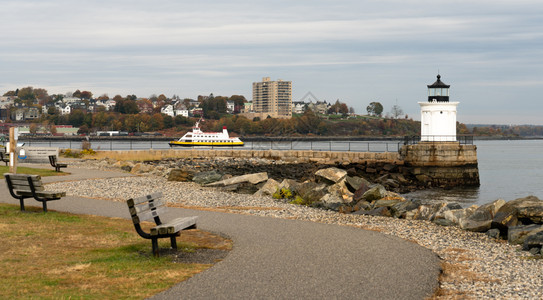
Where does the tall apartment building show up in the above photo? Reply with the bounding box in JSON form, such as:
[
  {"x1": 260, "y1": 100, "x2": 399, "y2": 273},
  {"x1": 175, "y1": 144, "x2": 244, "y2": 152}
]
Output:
[{"x1": 252, "y1": 77, "x2": 292, "y2": 119}]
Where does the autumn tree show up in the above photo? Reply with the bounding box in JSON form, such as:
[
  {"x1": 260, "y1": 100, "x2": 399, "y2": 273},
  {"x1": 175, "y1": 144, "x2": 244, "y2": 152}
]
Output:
[
  {"x1": 367, "y1": 102, "x2": 383, "y2": 117},
  {"x1": 80, "y1": 91, "x2": 93, "y2": 99},
  {"x1": 73, "y1": 90, "x2": 82, "y2": 98},
  {"x1": 18, "y1": 87, "x2": 36, "y2": 101}
]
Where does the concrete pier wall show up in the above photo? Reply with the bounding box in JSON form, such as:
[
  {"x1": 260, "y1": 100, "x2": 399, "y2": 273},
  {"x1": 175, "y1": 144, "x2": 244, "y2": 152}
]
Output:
[
  {"x1": 113, "y1": 149, "x2": 401, "y2": 164},
  {"x1": 109, "y1": 143, "x2": 480, "y2": 187},
  {"x1": 399, "y1": 142, "x2": 480, "y2": 187}
]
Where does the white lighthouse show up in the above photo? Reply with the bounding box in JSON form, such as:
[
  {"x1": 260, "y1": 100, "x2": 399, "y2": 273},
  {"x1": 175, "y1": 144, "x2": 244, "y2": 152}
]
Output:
[{"x1": 419, "y1": 75, "x2": 458, "y2": 142}]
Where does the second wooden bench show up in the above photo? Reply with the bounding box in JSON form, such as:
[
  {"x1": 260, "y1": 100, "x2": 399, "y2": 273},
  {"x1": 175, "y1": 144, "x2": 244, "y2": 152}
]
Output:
[
  {"x1": 127, "y1": 192, "x2": 198, "y2": 257},
  {"x1": 4, "y1": 173, "x2": 66, "y2": 212}
]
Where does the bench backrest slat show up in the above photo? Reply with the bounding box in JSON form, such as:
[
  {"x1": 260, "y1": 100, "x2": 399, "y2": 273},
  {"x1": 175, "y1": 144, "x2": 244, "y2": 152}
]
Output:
[
  {"x1": 5, "y1": 173, "x2": 44, "y2": 191},
  {"x1": 127, "y1": 192, "x2": 163, "y2": 207},
  {"x1": 131, "y1": 206, "x2": 168, "y2": 224},
  {"x1": 127, "y1": 192, "x2": 167, "y2": 224},
  {"x1": 129, "y1": 198, "x2": 165, "y2": 216}
]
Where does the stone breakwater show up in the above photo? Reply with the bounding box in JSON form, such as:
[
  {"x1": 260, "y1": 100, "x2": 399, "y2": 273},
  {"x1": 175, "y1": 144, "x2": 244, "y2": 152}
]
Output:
[{"x1": 46, "y1": 159, "x2": 542, "y2": 299}]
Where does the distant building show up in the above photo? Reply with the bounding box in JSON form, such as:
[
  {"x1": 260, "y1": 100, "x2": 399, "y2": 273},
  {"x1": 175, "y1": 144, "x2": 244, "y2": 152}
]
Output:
[
  {"x1": 161, "y1": 104, "x2": 175, "y2": 117},
  {"x1": 0, "y1": 96, "x2": 14, "y2": 108},
  {"x1": 226, "y1": 101, "x2": 235, "y2": 113},
  {"x1": 306, "y1": 100, "x2": 330, "y2": 115},
  {"x1": 251, "y1": 77, "x2": 292, "y2": 119},
  {"x1": 292, "y1": 101, "x2": 306, "y2": 114}
]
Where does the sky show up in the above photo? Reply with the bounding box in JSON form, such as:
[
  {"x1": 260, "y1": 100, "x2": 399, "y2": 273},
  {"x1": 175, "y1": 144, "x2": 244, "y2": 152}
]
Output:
[{"x1": 1, "y1": 0, "x2": 542, "y2": 125}]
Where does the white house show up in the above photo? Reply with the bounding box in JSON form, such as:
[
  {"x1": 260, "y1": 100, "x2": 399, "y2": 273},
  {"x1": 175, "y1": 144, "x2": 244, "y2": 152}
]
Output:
[
  {"x1": 161, "y1": 104, "x2": 174, "y2": 117},
  {"x1": 59, "y1": 105, "x2": 72, "y2": 115},
  {"x1": 292, "y1": 101, "x2": 306, "y2": 114},
  {"x1": 226, "y1": 101, "x2": 235, "y2": 113}
]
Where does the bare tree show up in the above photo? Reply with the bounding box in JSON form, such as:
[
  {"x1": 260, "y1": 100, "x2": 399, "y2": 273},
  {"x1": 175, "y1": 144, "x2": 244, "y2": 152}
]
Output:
[{"x1": 390, "y1": 104, "x2": 404, "y2": 119}]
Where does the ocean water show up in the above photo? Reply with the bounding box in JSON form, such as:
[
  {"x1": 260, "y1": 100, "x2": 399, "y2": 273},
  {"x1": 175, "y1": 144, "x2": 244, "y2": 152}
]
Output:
[{"x1": 404, "y1": 139, "x2": 543, "y2": 206}]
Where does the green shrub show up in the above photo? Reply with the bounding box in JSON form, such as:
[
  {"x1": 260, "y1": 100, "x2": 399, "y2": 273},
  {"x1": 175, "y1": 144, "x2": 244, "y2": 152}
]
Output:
[
  {"x1": 289, "y1": 196, "x2": 308, "y2": 206},
  {"x1": 272, "y1": 188, "x2": 293, "y2": 199}
]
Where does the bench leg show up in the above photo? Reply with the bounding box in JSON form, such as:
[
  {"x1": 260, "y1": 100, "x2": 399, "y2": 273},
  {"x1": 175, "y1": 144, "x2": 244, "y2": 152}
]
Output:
[
  {"x1": 170, "y1": 236, "x2": 177, "y2": 250},
  {"x1": 152, "y1": 238, "x2": 159, "y2": 257},
  {"x1": 19, "y1": 198, "x2": 25, "y2": 211},
  {"x1": 42, "y1": 201, "x2": 48, "y2": 212}
]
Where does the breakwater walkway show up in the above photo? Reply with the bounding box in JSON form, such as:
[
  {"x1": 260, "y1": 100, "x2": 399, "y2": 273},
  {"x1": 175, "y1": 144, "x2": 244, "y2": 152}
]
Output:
[{"x1": 0, "y1": 165, "x2": 440, "y2": 299}]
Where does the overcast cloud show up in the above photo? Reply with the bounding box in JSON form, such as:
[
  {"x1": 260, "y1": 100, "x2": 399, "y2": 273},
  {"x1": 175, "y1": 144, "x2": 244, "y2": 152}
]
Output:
[{"x1": 1, "y1": 0, "x2": 542, "y2": 124}]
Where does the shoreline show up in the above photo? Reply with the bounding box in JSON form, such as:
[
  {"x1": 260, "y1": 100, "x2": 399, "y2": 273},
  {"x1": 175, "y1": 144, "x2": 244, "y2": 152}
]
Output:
[{"x1": 46, "y1": 160, "x2": 543, "y2": 299}]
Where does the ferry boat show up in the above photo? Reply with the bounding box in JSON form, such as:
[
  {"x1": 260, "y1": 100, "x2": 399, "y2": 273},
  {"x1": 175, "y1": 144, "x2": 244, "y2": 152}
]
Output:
[{"x1": 169, "y1": 120, "x2": 244, "y2": 147}]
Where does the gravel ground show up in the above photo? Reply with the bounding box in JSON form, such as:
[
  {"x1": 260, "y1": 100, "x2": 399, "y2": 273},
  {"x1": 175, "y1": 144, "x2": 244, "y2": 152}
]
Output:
[{"x1": 46, "y1": 161, "x2": 543, "y2": 299}]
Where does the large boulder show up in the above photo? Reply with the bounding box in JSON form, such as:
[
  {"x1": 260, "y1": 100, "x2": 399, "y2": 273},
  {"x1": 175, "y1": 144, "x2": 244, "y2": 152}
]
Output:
[
  {"x1": 460, "y1": 199, "x2": 506, "y2": 232},
  {"x1": 405, "y1": 205, "x2": 440, "y2": 221},
  {"x1": 373, "y1": 199, "x2": 402, "y2": 209},
  {"x1": 296, "y1": 182, "x2": 328, "y2": 206},
  {"x1": 278, "y1": 179, "x2": 301, "y2": 194},
  {"x1": 319, "y1": 193, "x2": 346, "y2": 210},
  {"x1": 254, "y1": 178, "x2": 280, "y2": 197},
  {"x1": 345, "y1": 176, "x2": 371, "y2": 193},
  {"x1": 523, "y1": 230, "x2": 543, "y2": 251},
  {"x1": 391, "y1": 200, "x2": 421, "y2": 219},
  {"x1": 362, "y1": 184, "x2": 387, "y2": 202},
  {"x1": 491, "y1": 205, "x2": 519, "y2": 236},
  {"x1": 207, "y1": 172, "x2": 268, "y2": 186},
  {"x1": 443, "y1": 205, "x2": 478, "y2": 225},
  {"x1": 193, "y1": 170, "x2": 223, "y2": 185},
  {"x1": 167, "y1": 169, "x2": 194, "y2": 182},
  {"x1": 315, "y1": 167, "x2": 347, "y2": 184},
  {"x1": 327, "y1": 179, "x2": 353, "y2": 201},
  {"x1": 503, "y1": 196, "x2": 543, "y2": 224},
  {"x1": 352, "y1": 182, "x2": 372, "y2": 202},
  {"x1": 508, "y1": 224, "x2": 542, "y2": 245}
]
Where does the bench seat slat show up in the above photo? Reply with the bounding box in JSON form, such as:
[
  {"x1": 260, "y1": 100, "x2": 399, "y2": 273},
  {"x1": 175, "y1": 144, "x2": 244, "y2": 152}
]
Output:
[
  {"x1": 150, "y1": 216, "x2": 198, "y2": 235},
  {"x1": 127, "y1": 192, "x2": 163, "y2": 207},
  {"x1": 16, "y1": 190, "x2": 66, "y2": 199}
]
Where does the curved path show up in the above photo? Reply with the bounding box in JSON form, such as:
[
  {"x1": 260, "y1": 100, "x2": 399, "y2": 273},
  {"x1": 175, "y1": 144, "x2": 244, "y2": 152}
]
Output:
[{"x1": 1, "y1": 165, "x2": 441, "y2": 299}]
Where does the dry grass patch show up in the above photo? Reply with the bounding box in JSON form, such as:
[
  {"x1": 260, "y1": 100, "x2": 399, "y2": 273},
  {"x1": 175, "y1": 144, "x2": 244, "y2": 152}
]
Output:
[
  {"x1": 0, "y1": 165, "x2": 69, "y2": 178},
  {"x1": 81, "y1": 150, "x2": 193, "y2": 162},
  {"x1": 0, "y1": 204, "x2": 231, "y2": 299}
]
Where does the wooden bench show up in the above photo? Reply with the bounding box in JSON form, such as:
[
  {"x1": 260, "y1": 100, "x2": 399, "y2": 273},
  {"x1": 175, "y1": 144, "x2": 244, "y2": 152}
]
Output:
[
  {"x1": 48, "y1": 155, "x2": 67, "y2": 172},
  {"x1": 4, "y1": 173, "x2": 66, "y2": 212},
  {"x1": 127, "y1": 192, "x2": 198, "y2": 257},
  {"x1": 0, "y1": 152, "x2": 8, "y2": 166}
]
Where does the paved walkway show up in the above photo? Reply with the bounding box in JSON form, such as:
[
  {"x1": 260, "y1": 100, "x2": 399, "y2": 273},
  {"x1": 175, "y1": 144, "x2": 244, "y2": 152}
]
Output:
[{"x1": 1, "y1": 165, "x2": 441, "y2": 299}]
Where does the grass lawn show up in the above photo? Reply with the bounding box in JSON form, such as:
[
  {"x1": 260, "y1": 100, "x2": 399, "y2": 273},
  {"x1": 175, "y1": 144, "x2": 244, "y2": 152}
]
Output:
[
  {"x1": 0, "y1": 204, "x2": 231, "y2": 299},
  {"x1": 0, "y1": 165, "x2": 67, "y2": 178}
]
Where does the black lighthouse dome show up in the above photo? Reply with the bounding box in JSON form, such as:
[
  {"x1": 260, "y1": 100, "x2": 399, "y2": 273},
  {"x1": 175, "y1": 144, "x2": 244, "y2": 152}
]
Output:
[{"x1": 427, "y1": 74, "x2": 450, "y2": 102}]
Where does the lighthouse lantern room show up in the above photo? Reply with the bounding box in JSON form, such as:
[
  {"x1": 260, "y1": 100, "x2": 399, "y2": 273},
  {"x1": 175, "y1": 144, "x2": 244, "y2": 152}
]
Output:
[{"x1": 419, "y1": 75, "x2": 459, "y2": 142}]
